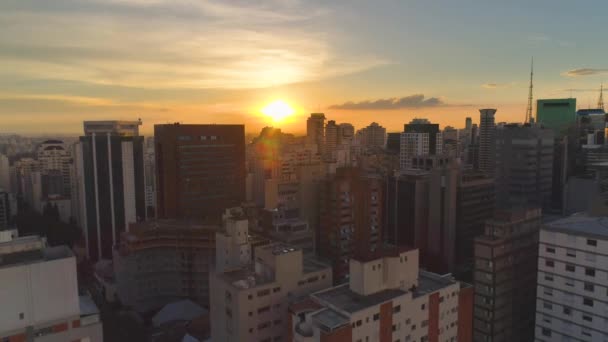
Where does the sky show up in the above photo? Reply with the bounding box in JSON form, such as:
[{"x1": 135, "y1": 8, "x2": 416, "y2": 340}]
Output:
[{"x1": 1, "y1": 0, "x2": 608, "y2": 136}]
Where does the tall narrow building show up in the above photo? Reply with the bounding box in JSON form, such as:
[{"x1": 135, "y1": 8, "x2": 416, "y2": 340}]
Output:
[
  {"x1": 75, "y1": 120, "x2": 146, "y2": 261},
  {"x1": 479, "y1": 109, "x2": 496, "y2": 175},
  {"x1": 306, "y1": 113, "x2": 325, "y2": 147},
  {"x1": 399, "y1": 118, "x2": 443, "y2": 170},
  {"x1": 154, "y1": 124, "x2": 246, "y2": 221},
  {"x1": 474, "y1": 207, "x2": 541, "y2": 342}
]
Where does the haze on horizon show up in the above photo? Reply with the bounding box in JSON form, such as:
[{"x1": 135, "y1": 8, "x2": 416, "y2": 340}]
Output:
[{"x1": 1, "y1": 0, "x2": 607, "y2": 135}]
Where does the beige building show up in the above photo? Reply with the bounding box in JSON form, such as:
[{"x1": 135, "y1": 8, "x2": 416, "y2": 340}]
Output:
[
  {"x1": 210, "y1": 208, "x2": 332, "y2": 342},
  {"x1": 289, "y1": 247, "x2": 474, "y2": 342}
]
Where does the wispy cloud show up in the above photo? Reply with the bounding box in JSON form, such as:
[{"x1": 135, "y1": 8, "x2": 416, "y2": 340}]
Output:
[
  {"x1": 0, "y1": 0, "x2": 386, "y2": 90},
  {"x1": 562, "y1": 68, "x2": 608, "y2": 77},
  {"x1": 527, "y1": 34, "x2": 573, "y2": 47},
  {"x1": 481, "y1": 82, "x2": 516, "y2": 89},
  {"x1": 328, "y1": 94, "x2": 461, "y2": 110}
]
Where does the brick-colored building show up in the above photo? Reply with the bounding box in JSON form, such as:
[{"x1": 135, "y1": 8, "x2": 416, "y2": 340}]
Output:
[
  {"x1": 289, "y1": 247, "x2": 473, "y2": 342},
  {"x1": 154, "y1": 124, "x2": 245, "y2": 221}
]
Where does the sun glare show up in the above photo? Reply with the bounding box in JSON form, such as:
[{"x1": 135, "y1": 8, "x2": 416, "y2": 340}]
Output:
[{"x1": 261, "y1": 100, "x2": 295, "y2": 122}]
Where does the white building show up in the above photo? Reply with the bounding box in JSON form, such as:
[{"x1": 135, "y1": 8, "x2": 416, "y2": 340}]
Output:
[
  {"x1": 535, "y1": 214, "x2": 608, "y2": 341},
  {"x1": 0, "y1": 235, "x2": 103, "y2": 341},
  {"x1": 37, "y1": 140, "x2": 73, "y2": 198},
  {"x1": 289, "y1": 247, "x2": 474, "y2": 342},
  {"x1": 210, "y1": 208, "x2": 332, "y2": 342}
]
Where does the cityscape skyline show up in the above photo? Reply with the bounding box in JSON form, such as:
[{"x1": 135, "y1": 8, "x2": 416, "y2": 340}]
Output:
[{"x1": 2, "y1": 0, "x2": 608, "y2": 134}]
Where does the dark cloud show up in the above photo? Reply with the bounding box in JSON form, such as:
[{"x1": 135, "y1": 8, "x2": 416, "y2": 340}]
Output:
[
  {"x1": 328, "y1": 94, "x2": 447, "y2": 110},
  {"x1": 563, "y1": 68, "x2": 608, "y2": 77}
]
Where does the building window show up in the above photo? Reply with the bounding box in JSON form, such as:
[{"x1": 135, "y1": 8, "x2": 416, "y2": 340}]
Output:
[
  {"x1": 566, "y1": 250, "x2": 576, "y2": 257},
  {"x1": 373, "y1": 313, "x2": 380, "y2": 321},
  {"x1": 421, "y1": 303, "x2": 426, "y2": 310},
  {"x1": 544, "y1": 274, "x2": 553, "y2": 281},
  {"x1": 257, "y1": 289, "x2": 270, "y2": 297},
  {"x1": 583, "y1": 298, "x2": 594, "y2": 307},
  {"x1": 563, "y1": 307, "x2": 571, "y2": 315},
  {"x1": 587, "y1": 239, "x2": 597, "y2": 247},
  {"x1": 583, "y1": 315, "x2": 592, "y2": 322},
  {"x1": 394, "y1": 305, "x2": 401, "y2": 313},
  {"x1": 546, "y1": 247, "x2": 555, "y2": 253},
  {"x1": 258, "y1": 322, "x2": 271, "y2": 330},
  {"x1": 543, "y1": 302, "x2": 552, "y2": 310},
  {"x1": 584, "y1": 283, "x2": 594, "y2": 292},
  {"x1": 258, "y1": 306, "x2": 270, "y2": 314},
  {"x1": 565, "y1": 264, "x2": 575, "y2": 272},
  {"x1": 541, "y1": 328, "x2": 551, "y2": 337},
  {"x1": 585, "y1": 268, "x2": 595, "y2": 277},
  {"x1": 356, "y1": 320, "x2": 362, "y2": 327},
  {"x1": 273, "y1": 287, "x2": 281, "y2": 293},
  {"x1": 543, "y1": 288, "x2": 552, "y2": 296},
  {"x1": 545, "y1": 260, "x2": 554, "y2": 267},
  {"x1": 178, "y1": 135, "x2": 192, "y2": 141}
]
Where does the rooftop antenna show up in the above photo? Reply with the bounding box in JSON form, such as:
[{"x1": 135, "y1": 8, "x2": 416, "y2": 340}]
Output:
[
  {"x1": 598, "y1": 83, "x2": 605, "y2": 111},
  {"x1": 525, "y1": 57, "x2": 534, "y2": 124}
]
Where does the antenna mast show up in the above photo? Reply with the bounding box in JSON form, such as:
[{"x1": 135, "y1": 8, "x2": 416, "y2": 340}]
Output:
[
  {"x1": 525, "y1": 57, "x2": 534, "y2": 123},
  {"x1": 598, "y1": 83, "x2": 605, "y2": 112}
]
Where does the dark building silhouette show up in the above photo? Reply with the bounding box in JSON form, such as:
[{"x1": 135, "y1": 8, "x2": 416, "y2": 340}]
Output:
[
  {"x1": 154, "y1": 124, "x2": 245, "y2": 221},
  {"x1": 385, "y1": 132, "x2": 401, "y2": 153}
]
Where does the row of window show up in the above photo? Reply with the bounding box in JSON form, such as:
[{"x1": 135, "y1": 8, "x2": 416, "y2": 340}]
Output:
[
  {"x1": 178, "y1": 135, "x2": 219, "y2": 141},
  {"x1": 543, "y1": 274, "x2": 607, "y2": 295},
  {"x1": 544, "y1": 260, "x2": 597, "y2": 276}
]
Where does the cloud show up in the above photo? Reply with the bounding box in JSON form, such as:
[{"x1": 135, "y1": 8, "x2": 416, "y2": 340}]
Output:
[
  {"x1": 0, "y1": 0, "x2": 386, "y2": 90},
  {"x1": 562, "y1": 68, "x2": 608, "y2": 77},
  {"x1": 328, "y1": 94, "x2": 450, "y2": 110},
  {"x1": 481, "y1": 82, "x2": 515, "y2": 89}
]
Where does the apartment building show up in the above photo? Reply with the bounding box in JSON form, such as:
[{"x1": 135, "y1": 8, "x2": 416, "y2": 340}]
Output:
[
  {"x1": 210, "y1": 208, "x2": 332, "y2": 342},
  {"x1": 535, "y1": 214, "x2": 608, "y2": 341},
  {"x1": 289, "y1": 247, "x2": 474, "y2": 342}
]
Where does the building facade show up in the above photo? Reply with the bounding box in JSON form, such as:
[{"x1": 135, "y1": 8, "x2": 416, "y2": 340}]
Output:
[
  {"x1": 155, "y1": 124, "x2": 246, "y2": 221},
  {"x1": 75, "y1": 120, "x2": 146, "y2": 260},
  {"x1": 473, "y1": 207, "x2": 542, "y2": 342},
  {"x1": 210, "y1": 208, "x2": 332, "y2": 342},
  {"x1": 0, "y1": 235, "x2": 103, "y2": 342},
  {"x1": 536, "y1": 98, "x2": 576, "y2": 135},
  {"x1": 535, "y1": 214, "x2": 608, "y2": 342},
  {"x1": 478, "y1": 109, "x2": 496, "y2": 175}
]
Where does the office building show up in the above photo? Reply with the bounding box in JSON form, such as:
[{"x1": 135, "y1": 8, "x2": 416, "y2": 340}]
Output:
[
  {"x1": 113, "y1": 220, "x2": 219, "y2": 312},
  {"x1": 318, "y1": 167, "x2": 384, "y2": 283},
  {"x1": 535, "y1": 214, "x2": 608, "y2": 341},
  {"x1": 536, "y1": 98, "x2": 577, "y2": 135},
  {"x1": 386, "y1": 132, "x2": 401, "y2": 153},
  {"x1": 0, "y1": 235, "x2": 103, "y2": 341},
  {"x1": 473, "y1": 207, "x2": 541, "y2": 342},
  {"x1": 495, "y1": 124, "x2": 554, "y2": 209},
  {"x1": 37, "y1": 139, "x2": 72, "y2": 198},
  {"x1": 479, "y1": 109, "x2": 496, "y2": 175},
  {"x1": 0, "y1": 190, "x2": 13, "y2": 230},
  {"x1": 338, "y1": 123, "x2": 355, "y2": 146},
  {"x1": 0, "y1": 153, "x2": 9, "y2": 192},
  {"x1": 455, "y1": 170, "x2": 495, "y2": 280},
  {"x1": 356, "y1": 122, "x2": 386, "y2": 149},
  {"x1": 75, "y1": 120, "x2": 146, "y2": 260},
  {"x1": 400, "y1": 119, "x2": 443, "y2": 170},
  {"x1": 289, "y1": 246, "x2": 474, "y2": 342},
  {"x1": 325, "y1": 120, "x2": 339, "y2": 157},
  {"x1": 210, "y1": 208, "x2": 332, "y2": 342},
  {"x1": 155, "y1": 124, "x2": 246, "y2": 221},
  {"x1": 307, "y1": 113, "x2": 326, "y2": 148}
]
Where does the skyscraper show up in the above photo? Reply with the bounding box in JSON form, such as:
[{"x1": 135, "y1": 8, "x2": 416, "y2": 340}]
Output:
[
  {"x1": 37, "y1": 140, "x2": 73, "y2": 198},
  {"x1": 318, "y1": 167, "x2": 383, "y2": 283},
  {"x1": 356, "y1": 122, "x2": 386, "y2": 148},
  {"x1": 155, "y1": 124, "x2": 245, "y2": 221},
  {"x1": 306, "y1": 113, "x2": 325, "y2": 147},
  {"x1": 75, "y1": 120, "x2": 146, "y2": 260},
  {"x1": 479, "y1": 109, "x2": 496, "y2": 175},
  {"x1": 536, "y1": 98, "x2": 576, "y2": 135},
  {"x1": 324, "y1": 120, "x2": 339, "y2": 157},
  {"x1": 0, "y1": 154, "x2": 9, "y2": 192},
  {"x1": 474, "y1": 207, "x2": 541, "y2": 342},
  {"x1": 399, "y1": 118, "x2": 443, "y2": 170},
  {"x1": 495, "y1": 124, "x2": 554, "y2": 209}
]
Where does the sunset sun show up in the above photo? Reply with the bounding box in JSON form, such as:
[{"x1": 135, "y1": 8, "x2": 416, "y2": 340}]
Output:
[{"x1": 261, "y1": 100, "x2": 295, "y2": 122}]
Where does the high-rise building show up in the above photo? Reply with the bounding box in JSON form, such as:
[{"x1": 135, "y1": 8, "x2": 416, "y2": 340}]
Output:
[
  {"x1": 536, "y1": 98, "x2": 576, "y2": 135},
  {"x1": 495, "y1": 124, "x2": 554, "y2": 209},
  {"x1": 0, "y1": 235, "x2": 103, "y2": 341},
  {"x1": 466, "y1": 117, "x2": 472, "y2": 130},
  {"x1": 455, "y1": 170, "x2": 495, "y2": 280},
  {"x1": 478, "y1": 109, "x2": 496, "y2": 175},
  {"x1": 324, "y1": 120, "x2": 339, "y2": 158},
  {"x1": 400, "y1": 119, "x2": 443, "y2": 170},
  {"x1": 75, "y1": 120, "x2": 146, "y2": 260},
  {"x1": 0, "y1": 154, "x2": 9, "y2": 192},
  {"x1": 535, "y1": 214, "x2": 608, "y2": 342},
  {"x1": 356, "y1": 122, "x2": 386, "y2": 149},
  {"x1": 0, "y1": 190, "x2": 12, "y2": 230},
  {"x1": 306, "y1": 113, "x2": 326, "y2": 147},
  {"x1": 289, "y1": 246, "x2": 474, "y2": 342},
  {"x1": 113, "y1": 220, "x2": 219, "y2": 312},
  {"x1": 473, "y1": 207, "x2": 541, "y2": 342},
  {"x1": 154, "y1": 124, "x2": 246, "y2": 221},
  {"x1": 210, "y1": 208, "x2": 332, "y2": 342},
  {"x1": 37, "y1": 139, "x2": 72, "y2": 198},
  {"x1": 338, "y1": 123, "x2": 355, "y2": 146},
  {"x1": 318, "y1": 167, "x2": 383, "y2": 283},
  {"x1": 386, "y1": 132, "x2": 401, "y2": 153}
]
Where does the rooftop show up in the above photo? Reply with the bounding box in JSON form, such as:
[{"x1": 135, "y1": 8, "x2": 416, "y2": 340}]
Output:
[
  {"x1": 312, "y1": 283, "x2": 406, "y2": 314},
  {"x1": 414, "y1": 271, "x2": 457, "y2": 298},
  {"x1": 312, "y1": 308, "x2": 350, "y2": 332},
  {"x1": 0, "y1": 236, "x2": 73, "y2": 269},
  {"x1": 544, "y1": 213, "x2": 608, "y2": 239}
]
